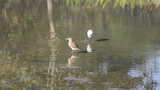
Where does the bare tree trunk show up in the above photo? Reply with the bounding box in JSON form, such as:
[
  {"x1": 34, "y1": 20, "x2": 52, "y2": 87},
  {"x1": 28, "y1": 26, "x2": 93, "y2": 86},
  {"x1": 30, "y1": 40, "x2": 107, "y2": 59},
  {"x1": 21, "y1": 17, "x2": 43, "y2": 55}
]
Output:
[
  {"x1": 47, "y1": 0, "x2": 56, "y2": 39},
  {"x1": 47, "y1": 0, "x2": 58, "y2": 77}
]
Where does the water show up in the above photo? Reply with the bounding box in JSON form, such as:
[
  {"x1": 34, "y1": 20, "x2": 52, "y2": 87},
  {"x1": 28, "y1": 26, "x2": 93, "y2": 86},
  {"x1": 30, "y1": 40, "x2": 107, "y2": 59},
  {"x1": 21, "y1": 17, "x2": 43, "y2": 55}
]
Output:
[{"x1": 0, "y1": 0, "x2": 160, "y2": 90}]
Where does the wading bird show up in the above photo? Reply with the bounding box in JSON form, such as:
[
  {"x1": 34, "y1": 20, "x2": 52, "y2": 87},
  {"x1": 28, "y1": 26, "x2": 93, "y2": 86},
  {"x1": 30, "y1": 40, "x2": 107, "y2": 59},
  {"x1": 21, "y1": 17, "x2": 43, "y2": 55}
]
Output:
[{"x1": 66, "y1": 38, "x2": 80, "y2": 51}]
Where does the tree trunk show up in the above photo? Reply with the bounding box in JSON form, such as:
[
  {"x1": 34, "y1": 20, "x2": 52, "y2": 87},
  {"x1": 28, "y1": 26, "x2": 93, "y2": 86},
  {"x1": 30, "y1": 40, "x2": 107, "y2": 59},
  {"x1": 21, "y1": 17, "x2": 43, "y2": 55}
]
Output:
[
  {"x1": 47, "y1": 0, "x2": 58, "y2": 77},
  {"x1": 47, "y1": 0, "x2": 56, "y2": 39}
]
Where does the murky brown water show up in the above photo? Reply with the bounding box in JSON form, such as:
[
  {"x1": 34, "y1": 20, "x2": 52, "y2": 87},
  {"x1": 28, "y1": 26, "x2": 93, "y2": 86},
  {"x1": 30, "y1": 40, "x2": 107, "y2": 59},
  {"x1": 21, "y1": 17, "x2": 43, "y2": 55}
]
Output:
[{"x1": 0, "y1": 0, "x2": 160, "y2": 90}]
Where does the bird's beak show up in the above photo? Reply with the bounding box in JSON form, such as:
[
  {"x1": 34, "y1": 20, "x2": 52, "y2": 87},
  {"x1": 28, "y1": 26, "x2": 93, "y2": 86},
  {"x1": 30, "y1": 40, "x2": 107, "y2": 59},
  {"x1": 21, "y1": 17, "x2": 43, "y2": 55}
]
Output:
[{"x1": 92, "y1": 33, "x2": 95, "y2": 37}]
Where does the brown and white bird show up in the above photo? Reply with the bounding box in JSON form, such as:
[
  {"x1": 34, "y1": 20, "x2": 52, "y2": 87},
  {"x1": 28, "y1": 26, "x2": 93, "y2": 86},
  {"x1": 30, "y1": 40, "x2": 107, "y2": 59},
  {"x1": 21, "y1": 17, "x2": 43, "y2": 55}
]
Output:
[{"x1": 66, "y1": 38, "x2": 80, "y2": 51}]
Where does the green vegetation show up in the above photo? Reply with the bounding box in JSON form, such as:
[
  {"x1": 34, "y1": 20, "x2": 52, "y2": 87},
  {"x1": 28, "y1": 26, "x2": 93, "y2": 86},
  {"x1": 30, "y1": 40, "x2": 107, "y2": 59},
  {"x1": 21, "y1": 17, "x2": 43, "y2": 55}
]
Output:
[{"x1": 64, "y1": 0, "x2": 159, "y2": 9}]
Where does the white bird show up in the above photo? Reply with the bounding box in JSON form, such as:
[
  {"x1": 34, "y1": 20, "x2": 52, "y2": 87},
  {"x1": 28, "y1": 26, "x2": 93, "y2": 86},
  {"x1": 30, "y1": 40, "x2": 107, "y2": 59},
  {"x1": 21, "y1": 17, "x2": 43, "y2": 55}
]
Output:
[
  {"x1": 66, "y1": 38, "x2": 80, "y2": 51},
  {"x1": 87, "y1": 29, "x2": 93, "y2": 39}
]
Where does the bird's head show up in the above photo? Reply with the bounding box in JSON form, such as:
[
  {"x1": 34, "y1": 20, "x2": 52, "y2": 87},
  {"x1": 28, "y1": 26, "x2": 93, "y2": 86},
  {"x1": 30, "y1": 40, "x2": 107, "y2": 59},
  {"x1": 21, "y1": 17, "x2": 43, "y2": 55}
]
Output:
[
  {"x1": 87, "y1": 29, "x2": 94, "y2": 39},
  {"x1": 65, "y1": 37, "x2": 72, "y2": 41}
]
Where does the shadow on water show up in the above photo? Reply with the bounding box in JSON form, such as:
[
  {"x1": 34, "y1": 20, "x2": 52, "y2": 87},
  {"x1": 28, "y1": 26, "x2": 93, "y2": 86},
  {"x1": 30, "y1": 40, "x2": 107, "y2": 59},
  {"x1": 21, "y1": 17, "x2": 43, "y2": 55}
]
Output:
[
  {"x1": 78, "y1": 50, "x2": 96, "y2": 53},
  {"x1": 96, "y1": 38, "x2": 110, "y2": 42}
]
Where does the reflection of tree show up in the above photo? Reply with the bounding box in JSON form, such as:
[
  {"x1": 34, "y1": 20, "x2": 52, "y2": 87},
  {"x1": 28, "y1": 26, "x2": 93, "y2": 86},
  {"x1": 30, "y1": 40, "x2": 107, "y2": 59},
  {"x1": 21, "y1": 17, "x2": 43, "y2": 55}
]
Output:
[
  {"x1": 0, "y1": 3, "x2": 49, "y2": 60},
  {"x1": 0, "y1": 0, "x2": 54, "y2": 89}
]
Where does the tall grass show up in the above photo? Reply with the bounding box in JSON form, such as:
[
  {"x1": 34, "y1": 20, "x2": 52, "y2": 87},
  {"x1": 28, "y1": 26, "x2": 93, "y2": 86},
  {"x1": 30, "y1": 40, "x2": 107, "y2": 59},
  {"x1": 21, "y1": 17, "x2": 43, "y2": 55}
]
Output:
[{"x1": 64, "y1": 0, "x2": 148, "y2": 8}]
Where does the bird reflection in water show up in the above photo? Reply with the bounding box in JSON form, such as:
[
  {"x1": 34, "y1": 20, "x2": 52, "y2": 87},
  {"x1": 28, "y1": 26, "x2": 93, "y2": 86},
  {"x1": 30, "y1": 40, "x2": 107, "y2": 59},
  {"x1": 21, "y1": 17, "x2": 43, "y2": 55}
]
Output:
[
  {"x1": 86, "y1": 44, "x2": 92, "y2": 52},
  {"x1": 67, "y1": 54, "x2": 80, "y2": 68}
]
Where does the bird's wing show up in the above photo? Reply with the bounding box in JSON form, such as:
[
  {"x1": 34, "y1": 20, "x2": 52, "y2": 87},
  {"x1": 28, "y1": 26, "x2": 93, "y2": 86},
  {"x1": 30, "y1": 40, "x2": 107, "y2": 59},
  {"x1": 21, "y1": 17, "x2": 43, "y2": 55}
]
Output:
[{"x1": 72, "y1": 41, "x2": 80, "y2": 49}]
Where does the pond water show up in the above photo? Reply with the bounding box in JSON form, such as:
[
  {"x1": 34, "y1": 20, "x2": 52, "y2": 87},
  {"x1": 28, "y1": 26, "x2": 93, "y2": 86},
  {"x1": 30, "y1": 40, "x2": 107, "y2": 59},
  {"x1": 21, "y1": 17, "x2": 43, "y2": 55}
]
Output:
[{"x1": 0, "y1": 0, "x2": 160, "y2": 90}]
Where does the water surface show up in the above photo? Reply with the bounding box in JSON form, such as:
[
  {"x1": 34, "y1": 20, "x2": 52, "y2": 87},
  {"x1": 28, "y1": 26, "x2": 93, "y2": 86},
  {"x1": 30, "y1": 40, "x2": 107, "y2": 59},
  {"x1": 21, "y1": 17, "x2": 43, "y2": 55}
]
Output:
[{"x1": 0, "y1": 1, "x2": 160, "y2": 90}]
